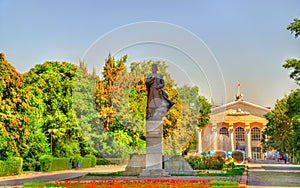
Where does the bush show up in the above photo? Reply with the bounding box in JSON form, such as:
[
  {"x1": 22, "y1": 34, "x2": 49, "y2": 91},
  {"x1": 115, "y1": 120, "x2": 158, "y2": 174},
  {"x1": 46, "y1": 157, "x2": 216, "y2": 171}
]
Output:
[
  {"x1": 80, "y1": 157, "x2": 91, "y2": 168},
  {"x1": 0, "y1": 157, "x2": 23, "y2": 176},
  {"x1": 85, "y1": 154, "x2": 97, "y2": 167},
  {"x1": 186, "y1": 156, "x2": 225, "y2": 170},
  {"x1": 51, "y1": 158, "x2": 69, "y2": 171},
  {"x1": 232, "y1": 151, "x2": 244, "y2": 163},
  {"x1": 39, "y1": 155, "x2": 53, "y2": 172}
]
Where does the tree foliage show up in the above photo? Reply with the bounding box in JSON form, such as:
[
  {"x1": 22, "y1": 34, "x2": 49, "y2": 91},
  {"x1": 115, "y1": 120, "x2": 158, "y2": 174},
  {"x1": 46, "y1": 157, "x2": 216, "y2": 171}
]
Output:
[
  {"x1": 287, "y1": 18, "x2": 300, "y2": 38},
  {"x1": 24, "y1": 61, "x2": 83, "y2": 157},
  {"x1": 262, "y1": 97, "x2": 293, "y2": 153},
  {"x1": 286, "y1": 89, "x2": 300, "y2": 161},
  {"x1": 0, "y1": 53, "x2": 31, "y2": 158},
  {"x1": 283, "y1": 18, "x2": 300, "y2": 85},
  {"x1": 164, "y1": 85, "x2": 211, "y2": 154}
]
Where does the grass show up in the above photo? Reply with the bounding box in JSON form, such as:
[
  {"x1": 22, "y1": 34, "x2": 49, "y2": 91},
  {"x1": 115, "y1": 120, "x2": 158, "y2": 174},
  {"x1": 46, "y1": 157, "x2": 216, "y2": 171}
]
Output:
[
  {"x1": 86, "y1": 171, "x2": 124, "y2": 177},
  {"x1": 22, "y1": 181, "x2": 56, "y2": 187}
]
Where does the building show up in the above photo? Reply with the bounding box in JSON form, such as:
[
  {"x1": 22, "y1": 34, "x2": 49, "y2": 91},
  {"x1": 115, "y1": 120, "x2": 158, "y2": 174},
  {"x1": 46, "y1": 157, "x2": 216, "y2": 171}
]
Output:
[{"x1": 196, "y1": 84, "x2": 271, "y2": 159}]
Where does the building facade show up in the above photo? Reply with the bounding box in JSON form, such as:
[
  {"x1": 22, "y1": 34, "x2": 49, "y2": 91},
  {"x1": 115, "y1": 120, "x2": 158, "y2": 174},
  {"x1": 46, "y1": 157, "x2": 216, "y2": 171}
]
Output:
[{"x1": 196, "y1": 93, "x2": 271, "y2": 159}]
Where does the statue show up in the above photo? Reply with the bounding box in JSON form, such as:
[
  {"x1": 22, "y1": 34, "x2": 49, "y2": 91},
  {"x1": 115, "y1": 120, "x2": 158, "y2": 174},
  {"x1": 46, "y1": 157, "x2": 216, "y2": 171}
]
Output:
[{"x1": 146, "y1": 64, "x2": 175, "y2": 120}]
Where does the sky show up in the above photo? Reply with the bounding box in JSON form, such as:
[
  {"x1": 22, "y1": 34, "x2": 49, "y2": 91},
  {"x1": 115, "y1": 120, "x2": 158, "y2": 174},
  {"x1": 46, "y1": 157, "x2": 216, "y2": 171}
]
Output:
[{"x1": 1, "y1": 0, "x2": 300, "y2": 107}]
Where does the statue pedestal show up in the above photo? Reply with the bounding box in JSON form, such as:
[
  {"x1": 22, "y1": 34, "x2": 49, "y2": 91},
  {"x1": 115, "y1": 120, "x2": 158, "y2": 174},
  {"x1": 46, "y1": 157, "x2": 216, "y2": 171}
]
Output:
[{"x1": 139, "y1": 120, "x2": 169, "y2": 177}]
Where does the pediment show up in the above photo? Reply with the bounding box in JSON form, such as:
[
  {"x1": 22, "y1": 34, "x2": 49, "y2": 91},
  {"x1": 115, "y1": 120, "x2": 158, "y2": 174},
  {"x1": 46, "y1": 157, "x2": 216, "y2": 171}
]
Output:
[{"x1": 209, "y1": 100, "x2": 271, "y2": 125}]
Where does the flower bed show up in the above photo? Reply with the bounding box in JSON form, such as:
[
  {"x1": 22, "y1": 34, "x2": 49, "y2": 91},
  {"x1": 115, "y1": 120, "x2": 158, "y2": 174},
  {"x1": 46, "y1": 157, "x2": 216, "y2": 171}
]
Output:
[{"x1": 51, "y1": 179, "x2": 238, "y2": 188}]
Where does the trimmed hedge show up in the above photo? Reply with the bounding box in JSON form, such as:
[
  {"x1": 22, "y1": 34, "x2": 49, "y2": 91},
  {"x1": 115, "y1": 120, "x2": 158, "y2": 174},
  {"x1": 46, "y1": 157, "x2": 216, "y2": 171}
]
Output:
[
  {"x1": 51, "y1": 158, "x2": 69, "y2": 171},
  {"x1": 39, "y1": 154, "x2": 97, "y2": 172},
  {"x1": 85, "y1": 154, "x2": 97, "y2": 167},
  {"x1": 80, "y1": 157, "x2": 91, "y2": 168},
  {"x1": 39, "y1": 155, "x2": 53, "y2": 172},
  {"x1": 0, "y1": 157, "x2": 23, "y2": 177}
]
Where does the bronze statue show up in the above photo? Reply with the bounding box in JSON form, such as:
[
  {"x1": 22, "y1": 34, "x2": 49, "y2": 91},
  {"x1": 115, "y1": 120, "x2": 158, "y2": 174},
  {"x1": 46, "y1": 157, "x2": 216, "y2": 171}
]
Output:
[{"x1": 146, "y1": 64, "x2": 174, "y2": 120}]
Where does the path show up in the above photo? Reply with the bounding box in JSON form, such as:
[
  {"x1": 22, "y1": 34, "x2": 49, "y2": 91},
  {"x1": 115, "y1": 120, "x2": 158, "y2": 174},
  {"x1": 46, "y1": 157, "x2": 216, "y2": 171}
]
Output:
[
  {"x1": 247, "y1": 160, "x2": 300, "y2": 187},
  {"x1": 0, "y1": 165, "x2": 126, "y2": 187}
]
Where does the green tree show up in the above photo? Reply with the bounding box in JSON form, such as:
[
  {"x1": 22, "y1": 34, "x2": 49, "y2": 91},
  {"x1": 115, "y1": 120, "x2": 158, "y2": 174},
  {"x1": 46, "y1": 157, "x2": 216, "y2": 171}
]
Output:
[
  {"x1": 286, "y1": 89, "x2": 300, "y2": 162},
  {"x1": 72, "y1": 61, "x2": 102, "y2": 156},
  {"x1": 164, "y1": 85, "x2": 211, "y2": 155},
  {"x1": 283, "y1": 18, "x2": 300, "y2": 85},
  {"x1": 24, "y1": 61, "x2": 83, "y2": 157},
  {"x1": 262, "y1": 97, "x2": 293, "y2": 154}
]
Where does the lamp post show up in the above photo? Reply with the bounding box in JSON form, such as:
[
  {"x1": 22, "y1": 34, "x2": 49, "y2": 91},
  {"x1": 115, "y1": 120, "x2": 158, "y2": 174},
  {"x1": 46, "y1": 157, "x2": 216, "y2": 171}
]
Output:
[{"x1": 292, "y1": 129, "x2": 295, "y2": 163}]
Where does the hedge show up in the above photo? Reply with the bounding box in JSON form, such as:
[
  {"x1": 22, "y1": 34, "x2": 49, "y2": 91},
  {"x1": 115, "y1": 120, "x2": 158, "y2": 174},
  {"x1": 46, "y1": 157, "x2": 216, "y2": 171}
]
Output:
[
  {"x1": 39, "y1": 155, "x2": 53, "y2": 172},
  {"x1": 80, "y1": 157, "x2": 91, "y2": 168},
  {"x1": 39, "y1": 155, "x2": 97, "y2": 172},
  {"x1": 0, "y1": 157, "x2": 23, "y2": 177},
  {"x1": 85, "y1": 154, "x2": 97, "y2": 167},
  {"x1": 51, "y1": 158, "x2": 69, "y2": 171}
]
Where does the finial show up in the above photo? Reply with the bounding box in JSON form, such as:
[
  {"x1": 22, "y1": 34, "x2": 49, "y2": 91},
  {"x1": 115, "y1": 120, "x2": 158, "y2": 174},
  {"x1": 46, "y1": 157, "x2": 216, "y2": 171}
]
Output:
[{"x1": 235, "y1": 81, "x2": 243, "y2": 101}]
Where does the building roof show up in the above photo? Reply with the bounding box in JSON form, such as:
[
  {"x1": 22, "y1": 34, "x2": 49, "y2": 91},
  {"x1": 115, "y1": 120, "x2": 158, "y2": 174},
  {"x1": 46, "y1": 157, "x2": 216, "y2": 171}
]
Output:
[{"x1": 211, "y1": 100, "x2": 271, "y2": 116}]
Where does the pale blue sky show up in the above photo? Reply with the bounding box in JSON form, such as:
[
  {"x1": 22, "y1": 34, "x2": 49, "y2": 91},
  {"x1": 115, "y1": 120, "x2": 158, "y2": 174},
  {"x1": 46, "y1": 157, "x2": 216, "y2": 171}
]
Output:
[{"x1": 1, "y1": 0, "x2": 300, "y2": 107}]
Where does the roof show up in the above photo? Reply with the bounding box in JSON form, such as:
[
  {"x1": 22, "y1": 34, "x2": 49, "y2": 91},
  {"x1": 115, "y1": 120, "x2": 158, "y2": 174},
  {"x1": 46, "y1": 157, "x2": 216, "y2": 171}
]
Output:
[{"x1": 211, "y1": 100, "x2": 271, "y2": 116}]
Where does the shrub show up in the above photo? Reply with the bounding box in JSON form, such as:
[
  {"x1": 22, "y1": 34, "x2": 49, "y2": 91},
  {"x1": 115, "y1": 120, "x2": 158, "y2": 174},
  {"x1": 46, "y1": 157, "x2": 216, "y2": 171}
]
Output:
[
  {"x1": 186, "y1": 156, "x2": 225, "y2": 170},
  {"x1": 232, "y1": 151, "x2": 244, "y2": 163},
  {"x1": 80, "y1": 157, "x2": 91, "y2": 168},
  {"x1": 39, "y1": 155, "x2": 53, "y2": 172},
  {"x1": 0, "y1": 157, "x2": 23, "y2": 176},
  {"x1": 85, "y1": 154, "x2": 97, "y2": 167},
  {"x1": 51, "y1": 158, "x2": 69, "y2": 171}
]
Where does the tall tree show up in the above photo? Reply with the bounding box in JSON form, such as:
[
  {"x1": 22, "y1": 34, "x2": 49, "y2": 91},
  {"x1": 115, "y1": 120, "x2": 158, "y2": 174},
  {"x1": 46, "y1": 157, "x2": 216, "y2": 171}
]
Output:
[
  {"x1": 164, "y1": 85, "x2": 211, "y2": 155},
  {"x1": 286, "y1": 89, "x2": 300, "y2": 161},
  {"x1": 24, "y1": 61, "x2": 83, "y2": 157},
  {"x1": 95, "y1": 54, "x2": 127, "y2": 131},
  {"x1": 0, "y1": 52, "x2": 32, "y2": 158},
  {"x1": 283, "y1": 18, "x2": 300, "y2": 85},
  {"x1": 262, "y1": 97, "x2": 293, "y2": 154},
  {"x1": 73, "y1": 60, "x2": 103, "y2": 155}
]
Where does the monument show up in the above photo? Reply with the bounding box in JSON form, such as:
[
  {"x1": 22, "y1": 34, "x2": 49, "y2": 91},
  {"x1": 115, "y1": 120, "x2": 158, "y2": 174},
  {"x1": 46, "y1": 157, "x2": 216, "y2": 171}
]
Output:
[{"x1": 140, "y1": 64, "x2": 174, "y2": 177}]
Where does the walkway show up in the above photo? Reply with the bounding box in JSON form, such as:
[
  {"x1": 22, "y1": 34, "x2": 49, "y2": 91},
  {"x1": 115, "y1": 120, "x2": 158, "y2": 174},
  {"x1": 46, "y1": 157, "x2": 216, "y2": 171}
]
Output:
[
  {"x1": 0, "y1": 165, "x2": 126, "y2": 187},
  {"x1": 247, "y1": 160, "x2": 300, "y2": 187}
]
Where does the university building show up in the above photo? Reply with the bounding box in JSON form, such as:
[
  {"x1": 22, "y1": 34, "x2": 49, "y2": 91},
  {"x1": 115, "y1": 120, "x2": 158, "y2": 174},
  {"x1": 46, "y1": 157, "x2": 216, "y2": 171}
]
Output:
[{"x1": 196, "y1": 85, "x2": 271, "y2": 159}]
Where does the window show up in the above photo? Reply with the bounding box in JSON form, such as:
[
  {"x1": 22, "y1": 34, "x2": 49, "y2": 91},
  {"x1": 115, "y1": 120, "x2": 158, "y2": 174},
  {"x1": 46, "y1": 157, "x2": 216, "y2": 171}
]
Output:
[
  {"x1": 220, "y1": 127, "x2": 229, "y2": 136},
  {"x1": 251, "y1": 127, "x2": 260, "y2": 141},
  {"x1": 235, "y1": 127, "x2": 245, "y2": 141}
]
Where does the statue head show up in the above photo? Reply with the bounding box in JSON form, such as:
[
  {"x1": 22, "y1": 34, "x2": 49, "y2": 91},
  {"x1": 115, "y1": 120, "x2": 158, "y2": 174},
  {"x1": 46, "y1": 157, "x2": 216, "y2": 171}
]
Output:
[{"x1": 151, "y1": 64, "x2": 158, "y2": 74}]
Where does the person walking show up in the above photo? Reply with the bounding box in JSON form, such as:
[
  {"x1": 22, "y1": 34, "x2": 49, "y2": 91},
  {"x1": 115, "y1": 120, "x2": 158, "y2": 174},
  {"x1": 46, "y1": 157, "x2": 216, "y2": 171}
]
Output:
[{"x1": 283, "y1": 153, "x2": 287, "y2": 164}]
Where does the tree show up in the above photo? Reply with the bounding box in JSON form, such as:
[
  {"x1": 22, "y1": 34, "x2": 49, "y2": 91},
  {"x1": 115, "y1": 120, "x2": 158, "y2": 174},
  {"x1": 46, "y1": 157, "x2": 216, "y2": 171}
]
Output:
[
  {"x1": 72, "y1": 60, "x2": 104, "y2": 156},
  {"x1": 24, "y1": 61, "x2": 83, "y2": 157},
  {"x1": 0, "y1": 52, "x2": 31, "y2": 158},
  {"x1": 164, "y1": 85, "x2": 211, "y2": 155},
  {"x1": 286, "y1": 89, "x2": 300, "y2": 162},
  {"x1": 262, "y1": 97, "x2": 293, "y2": 154},
  {"x1": 95, "y1": 53, "x2": 127, "y2": 131},
  {"x1": 283, "y1": 18, "x2": 300, "y2": 85}
]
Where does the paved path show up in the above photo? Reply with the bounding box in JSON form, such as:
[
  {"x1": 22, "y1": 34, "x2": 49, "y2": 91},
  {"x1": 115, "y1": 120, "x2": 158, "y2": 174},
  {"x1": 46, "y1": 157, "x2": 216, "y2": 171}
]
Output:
[
  {"x1": 0, "y1": 165, "x2": 126, "y2": 187},
  {"x1": 247, "y1": 160, "x2": 300, "y2": 187}
]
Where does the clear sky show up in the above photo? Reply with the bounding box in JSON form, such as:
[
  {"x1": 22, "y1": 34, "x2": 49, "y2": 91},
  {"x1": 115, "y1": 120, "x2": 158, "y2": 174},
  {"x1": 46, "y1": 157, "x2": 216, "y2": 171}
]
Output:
[{"x1": 1, "y1": 0, "x2": 299, "y2": 107}]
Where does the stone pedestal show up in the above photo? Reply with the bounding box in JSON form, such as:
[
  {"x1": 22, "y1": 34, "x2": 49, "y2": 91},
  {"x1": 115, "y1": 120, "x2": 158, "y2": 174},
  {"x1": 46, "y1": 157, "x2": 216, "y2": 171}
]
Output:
[{"x1": 140, "y1": 120, "x2": 169, "y2": 177}]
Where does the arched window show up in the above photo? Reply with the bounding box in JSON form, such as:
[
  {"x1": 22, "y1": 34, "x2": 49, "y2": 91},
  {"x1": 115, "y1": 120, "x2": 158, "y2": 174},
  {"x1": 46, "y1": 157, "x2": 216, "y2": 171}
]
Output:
[
  {"x1": 220, "y1": 127, "x2": 229, "y2": 136},
  {"x1": 251, "y1": 127, "x2": 260, "y2": 141},
  {"x1": 235, "y1": 127, "x2": 245, "y2": 141}
]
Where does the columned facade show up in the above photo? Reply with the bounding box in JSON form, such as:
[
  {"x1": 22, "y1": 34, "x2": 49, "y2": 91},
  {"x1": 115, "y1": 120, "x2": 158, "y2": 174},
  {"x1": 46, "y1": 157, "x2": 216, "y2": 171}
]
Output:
[{"x1": 198, "y1": 100, "x2": 270, "y2": 159}]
